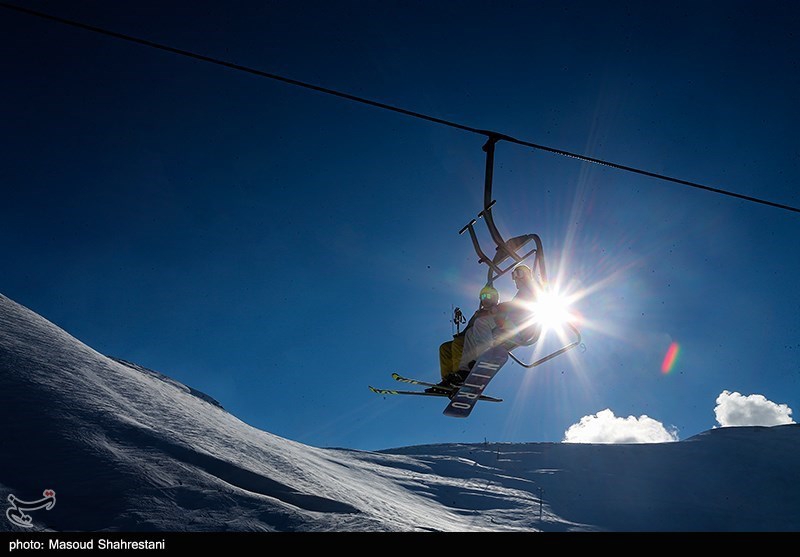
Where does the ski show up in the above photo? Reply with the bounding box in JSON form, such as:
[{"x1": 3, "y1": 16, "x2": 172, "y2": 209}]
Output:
[
  {"x1": 391, "y1": 372, "x2": 444, "y2": 389},
  {"x1": 443, "y1": 345, "x2": 509, "y2": 418},
  {"x1": 392, "y1": 372, "x2": 504, "y2": 401},
  {"x1": 369, "y1": 385, "x2": 502, "y2": 402}
]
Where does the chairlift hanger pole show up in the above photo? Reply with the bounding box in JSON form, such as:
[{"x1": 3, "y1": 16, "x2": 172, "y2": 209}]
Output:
[
  {"x1": 459, "y1": 135, "x2": 545, "y2": 285},
  {"x1": 481, "y1": 136, "x2": 506, "y2": 250}
]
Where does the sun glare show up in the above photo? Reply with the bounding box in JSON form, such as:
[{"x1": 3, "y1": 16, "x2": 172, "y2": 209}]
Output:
[{"x1": 530, "y1": 287, "x2": 575, "y2": 333}]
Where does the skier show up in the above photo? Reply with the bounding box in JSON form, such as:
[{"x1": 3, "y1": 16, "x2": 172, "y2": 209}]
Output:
[
  {"x1": 453, "y1": 264, "x2": 541, "y2": 383},
  {"x1": 425, "y1": 285, "x2": 500, "y2": 393}
]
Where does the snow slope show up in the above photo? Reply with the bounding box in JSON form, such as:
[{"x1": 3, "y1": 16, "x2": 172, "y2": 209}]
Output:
[{"x1": 1, "y1": 293, "x2": 798, "y2": 532}]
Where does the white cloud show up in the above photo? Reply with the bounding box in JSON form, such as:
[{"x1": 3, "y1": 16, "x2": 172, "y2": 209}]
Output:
[
  {"x1": 714, "y1": 390, "x2": 795, "y2": 427},
  {"x1": 562, "y1": 408, "x2": 679, "y2": 443}
]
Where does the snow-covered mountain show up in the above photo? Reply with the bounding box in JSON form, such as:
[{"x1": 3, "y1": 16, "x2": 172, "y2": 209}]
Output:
[{"x1": 1, "y1": 293, "x2": 798, "y2": 533}]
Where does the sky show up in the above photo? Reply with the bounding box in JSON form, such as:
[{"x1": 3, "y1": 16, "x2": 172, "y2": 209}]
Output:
[
  {"x1": 1, "y1": 1, "x2": 798, "y2": 452},
  {"x1": 2, "y1": 292, "x2": 798, "y2": 536}
]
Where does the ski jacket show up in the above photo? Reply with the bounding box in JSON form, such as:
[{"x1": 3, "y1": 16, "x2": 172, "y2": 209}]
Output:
[
  {"x1": 493, "y1": 279, "x2": 542, "y2": 345},
  {"x1": 455, "y1": 305, "x2": 499, "y2": 338}
]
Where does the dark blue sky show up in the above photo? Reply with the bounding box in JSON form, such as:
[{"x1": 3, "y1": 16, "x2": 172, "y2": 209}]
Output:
[{"x1": 2, "y1": 1, "x2": 798, "y2": 449}]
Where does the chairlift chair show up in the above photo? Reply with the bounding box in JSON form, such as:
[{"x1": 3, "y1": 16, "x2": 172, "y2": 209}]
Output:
[{"x1": 458, "y1": 136, "x2": 582, "y2": 368}]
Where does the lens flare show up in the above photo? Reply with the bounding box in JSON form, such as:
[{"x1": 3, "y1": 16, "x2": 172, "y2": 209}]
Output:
[{"x1": 661, "y1": 342, "x2": 680, "y2": 374}]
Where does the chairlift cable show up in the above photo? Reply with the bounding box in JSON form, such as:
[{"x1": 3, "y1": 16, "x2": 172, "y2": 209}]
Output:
[{"x1": 2, "y1": 2, "x2": 797, "y2": 214}]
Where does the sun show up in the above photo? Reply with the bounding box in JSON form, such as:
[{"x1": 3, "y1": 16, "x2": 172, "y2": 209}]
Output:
[{"x1": 529, "y1": 287, "x2": 575, "y2": 333}]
